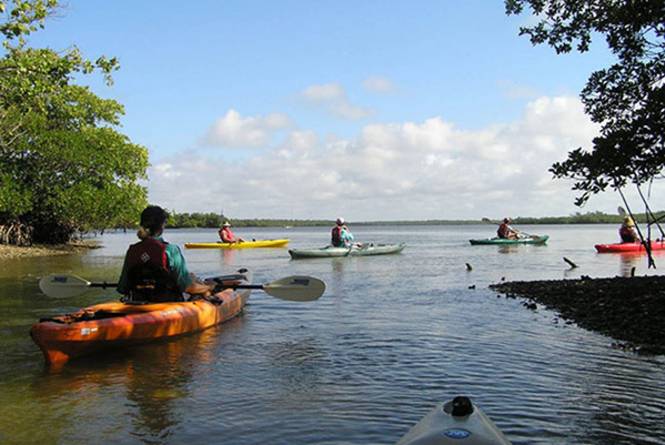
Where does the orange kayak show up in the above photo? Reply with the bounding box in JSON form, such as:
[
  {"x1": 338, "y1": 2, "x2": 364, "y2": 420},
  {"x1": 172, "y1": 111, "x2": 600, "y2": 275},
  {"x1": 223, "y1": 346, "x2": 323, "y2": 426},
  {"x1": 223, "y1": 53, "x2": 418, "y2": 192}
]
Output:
[{"x1": 31, "y1": 271, "x2": 251, "y2": 366}]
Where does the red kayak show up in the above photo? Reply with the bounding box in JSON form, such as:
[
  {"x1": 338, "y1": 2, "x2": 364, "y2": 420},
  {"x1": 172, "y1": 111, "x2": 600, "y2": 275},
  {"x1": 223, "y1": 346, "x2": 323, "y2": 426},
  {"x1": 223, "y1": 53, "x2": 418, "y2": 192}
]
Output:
[{"x1": 595, "y1": 240, "x2": 665, "y2": 253}]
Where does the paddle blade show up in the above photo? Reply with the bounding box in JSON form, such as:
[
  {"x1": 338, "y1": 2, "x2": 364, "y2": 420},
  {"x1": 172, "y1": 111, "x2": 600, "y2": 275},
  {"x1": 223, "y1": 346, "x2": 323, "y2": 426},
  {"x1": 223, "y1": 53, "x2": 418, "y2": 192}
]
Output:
[
  {"x1": 263, "y1": 275, "x2": 325, "y2": 301},
  {"x1": 618, "y1": 206, "x2": 627, "y2": 216},
  {"x1": 39, "y1": 274, "x2": 92, "y2": 298}
]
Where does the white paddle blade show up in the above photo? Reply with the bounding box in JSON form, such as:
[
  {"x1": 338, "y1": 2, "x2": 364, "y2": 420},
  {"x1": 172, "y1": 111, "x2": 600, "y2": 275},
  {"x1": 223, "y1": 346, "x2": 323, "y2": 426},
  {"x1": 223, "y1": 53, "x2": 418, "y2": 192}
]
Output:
[
  {"x1": 263, "y1": 275, "x2": 325, "y2": 302},
  {"x1": 39, "y1": 274, "x2": 92, "y2": 298}
]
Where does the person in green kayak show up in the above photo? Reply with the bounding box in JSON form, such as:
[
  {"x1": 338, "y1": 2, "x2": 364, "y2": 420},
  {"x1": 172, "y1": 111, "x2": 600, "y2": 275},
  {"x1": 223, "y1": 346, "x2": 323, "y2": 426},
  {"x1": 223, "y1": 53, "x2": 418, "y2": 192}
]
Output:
[
  {"x1": 331, "y1": 217, "x2": 355, "y2": 247},
  {"x1": 117, "y1": 205, "x2": 212, "y2": 302},
  {"x1": 218, "y1": 221, "x2": 245, "y2": 243},
  {"x1": 497, "y1": 218, "x2": 519, "y2": 240},
  {"x1": 619, "y1": 216, "x2": 639, "y2": 243}
]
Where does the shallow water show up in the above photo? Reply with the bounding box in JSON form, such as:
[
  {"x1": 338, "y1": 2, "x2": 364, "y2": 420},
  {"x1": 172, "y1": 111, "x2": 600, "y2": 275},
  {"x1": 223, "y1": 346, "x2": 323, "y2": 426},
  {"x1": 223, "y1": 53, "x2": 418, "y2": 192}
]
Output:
[{"x1": 1, "y1": 224, "x2": 664, "y2": 444}]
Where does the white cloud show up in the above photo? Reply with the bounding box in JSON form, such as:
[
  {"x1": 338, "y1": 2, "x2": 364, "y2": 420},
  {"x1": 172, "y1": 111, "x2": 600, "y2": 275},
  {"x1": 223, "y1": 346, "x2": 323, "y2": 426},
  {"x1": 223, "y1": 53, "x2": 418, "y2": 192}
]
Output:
[
  {"x1": 148, "y1": 95, "x2": 665, "y2": 220},
  {"x1": 300, "y1": 82, "x2": 373, "y2": 120},
  {"x1": 363, "y1": 76, "x2": 396, "y2": 93},
  {"x1": 204, "y1": 109, "x2": 291, "y2": 148},
  {"x1": 301, "y1": 83, "x2": 345, "y2": 102}
]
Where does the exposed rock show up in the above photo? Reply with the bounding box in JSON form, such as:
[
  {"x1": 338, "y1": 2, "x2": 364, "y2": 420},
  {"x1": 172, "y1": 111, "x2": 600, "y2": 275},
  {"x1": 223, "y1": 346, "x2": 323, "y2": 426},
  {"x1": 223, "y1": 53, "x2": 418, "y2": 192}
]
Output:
[{"x1": 491, "y1": 275, "x2": 665, "y2": 355}]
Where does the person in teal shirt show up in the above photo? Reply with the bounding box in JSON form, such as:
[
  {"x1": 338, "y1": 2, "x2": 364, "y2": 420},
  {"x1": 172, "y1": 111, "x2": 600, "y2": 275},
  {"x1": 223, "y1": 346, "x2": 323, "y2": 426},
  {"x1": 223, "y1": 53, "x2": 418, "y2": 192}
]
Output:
[
  {"x1": 341, "y1": 225, "x2": 355, "y2": 246},
  {"x1": 117, "y1": 205, "x2": 210, "y2": 301}
]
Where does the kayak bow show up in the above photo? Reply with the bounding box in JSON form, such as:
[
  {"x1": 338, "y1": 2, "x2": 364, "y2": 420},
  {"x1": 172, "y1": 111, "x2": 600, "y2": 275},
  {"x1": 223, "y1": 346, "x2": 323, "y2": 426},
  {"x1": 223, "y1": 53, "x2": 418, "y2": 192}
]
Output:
[{"x1": 396, "y1": 396, "x2": 511, "y2": 445}]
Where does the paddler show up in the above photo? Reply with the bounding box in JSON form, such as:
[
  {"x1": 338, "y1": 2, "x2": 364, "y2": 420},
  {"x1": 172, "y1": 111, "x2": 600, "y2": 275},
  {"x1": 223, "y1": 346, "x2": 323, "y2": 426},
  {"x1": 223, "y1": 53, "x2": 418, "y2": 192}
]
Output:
[
  {"x1": 219, "y1": 221, "x2": 245, "y2": 243},
  {"x1": 497, "y1": 217, "x2": 519, "y2": 240},
  {"x1": 619, "y1": 216, "x2": 639, "y2": 243},
  {"x1": 117, "y1": 205, "x2": 212, "y2": 302},
  {"x1": 331, "y1": 217, "x2": 355, "y2": 247}
]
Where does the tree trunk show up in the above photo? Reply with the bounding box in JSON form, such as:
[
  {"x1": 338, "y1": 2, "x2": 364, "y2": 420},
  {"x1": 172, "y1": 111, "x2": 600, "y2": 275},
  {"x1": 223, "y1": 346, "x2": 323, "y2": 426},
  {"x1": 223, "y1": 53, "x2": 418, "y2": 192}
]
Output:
[{"x1": 0, "y1": 221, "x2": 33, "y2": 246}]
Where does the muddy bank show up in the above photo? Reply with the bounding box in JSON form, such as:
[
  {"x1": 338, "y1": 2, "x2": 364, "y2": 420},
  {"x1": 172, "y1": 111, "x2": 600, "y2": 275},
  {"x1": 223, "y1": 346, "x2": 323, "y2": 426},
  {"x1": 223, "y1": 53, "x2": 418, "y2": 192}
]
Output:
[
  {"x1": 0, "y1": 240, "x2": 101, "y2": 260},
  {"x1": 491, "y1": 275, "x2": 665, "y2": 355}
]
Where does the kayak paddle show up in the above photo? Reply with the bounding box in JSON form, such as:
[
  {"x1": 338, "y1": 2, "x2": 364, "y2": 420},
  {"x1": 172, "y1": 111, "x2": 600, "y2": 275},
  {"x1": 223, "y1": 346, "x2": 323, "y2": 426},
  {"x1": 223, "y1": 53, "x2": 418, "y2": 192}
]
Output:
[
  {"x1": 213, "y1": 275, "x2": 325, "y2": 301},
  {"x1": 39, "y1": 274, "x2": 325, "y2": 302},
  {"x1": 39, "y1": 274, "x2": 115, "y2": 298}
]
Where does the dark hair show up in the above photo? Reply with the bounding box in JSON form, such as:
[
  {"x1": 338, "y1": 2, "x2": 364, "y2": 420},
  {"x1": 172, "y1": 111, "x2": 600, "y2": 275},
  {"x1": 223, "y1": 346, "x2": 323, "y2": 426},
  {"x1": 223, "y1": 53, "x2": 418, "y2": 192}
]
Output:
[{"x1": 138, "y1": 205, "x2": 168, "y2": 239}]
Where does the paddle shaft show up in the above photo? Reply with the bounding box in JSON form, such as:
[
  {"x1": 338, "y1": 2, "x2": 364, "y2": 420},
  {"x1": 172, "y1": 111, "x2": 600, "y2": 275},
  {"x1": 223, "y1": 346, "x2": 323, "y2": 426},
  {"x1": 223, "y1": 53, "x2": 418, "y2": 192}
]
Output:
[
  {"x1": 40, "y1": 273, "x2": 324, "y2": 301},
  {"x1": 90, "y1": 282, "x2": 116, "y2": 289},
  {"x1": 86, "y1": 282, "x2": 265, "y2": 290}
]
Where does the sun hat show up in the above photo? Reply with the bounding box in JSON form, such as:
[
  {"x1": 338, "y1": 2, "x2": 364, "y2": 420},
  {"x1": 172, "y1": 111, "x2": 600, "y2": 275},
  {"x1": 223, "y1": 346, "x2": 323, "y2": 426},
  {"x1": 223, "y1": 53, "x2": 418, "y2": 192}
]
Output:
[
  {"x1": 222, "y1": 221, "x2": 231, "y2": 227},
  {"x1": 336, "y1": 217, "x2": 345, "y2": 225},
  {"x1": 624, "y1": 216, "x2": 635, "y2": 227}
]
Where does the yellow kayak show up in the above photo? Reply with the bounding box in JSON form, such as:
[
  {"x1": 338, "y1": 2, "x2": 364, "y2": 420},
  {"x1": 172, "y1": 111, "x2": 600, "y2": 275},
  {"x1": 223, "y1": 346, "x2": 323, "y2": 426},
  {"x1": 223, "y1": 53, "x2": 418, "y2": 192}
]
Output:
[{"x1": 184, "y1": 239, "x2": 289, "y2": 249}]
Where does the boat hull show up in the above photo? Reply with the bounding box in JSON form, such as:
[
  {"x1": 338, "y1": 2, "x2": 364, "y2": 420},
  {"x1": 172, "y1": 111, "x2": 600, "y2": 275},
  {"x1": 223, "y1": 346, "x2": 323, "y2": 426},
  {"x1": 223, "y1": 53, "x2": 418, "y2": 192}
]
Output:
[
  {"x1": 289, "y1": 243, "x2": 406, "y2": 259},
  {"x1": 184, "y1": 239, "x2": 289, "y2": 249},
  {"x1": 396, "y1": 397, "x2": 511, "y2": 445},
  {"x1": 31, "y1": 272, "x2": 251, "y2": 366},
  {"x1": 469, "y1": 235, "x2": 548, "y2": 245},
  {"x1": 594, "y1": 240, "x2": 665, "y2": 253}
]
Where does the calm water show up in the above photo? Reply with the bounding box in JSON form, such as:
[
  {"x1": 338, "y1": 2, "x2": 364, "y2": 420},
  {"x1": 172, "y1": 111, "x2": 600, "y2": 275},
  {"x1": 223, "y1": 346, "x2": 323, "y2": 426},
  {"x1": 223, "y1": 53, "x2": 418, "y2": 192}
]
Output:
[{"x1": 1, "y1": 224, "x2": 664, "y2": 445}]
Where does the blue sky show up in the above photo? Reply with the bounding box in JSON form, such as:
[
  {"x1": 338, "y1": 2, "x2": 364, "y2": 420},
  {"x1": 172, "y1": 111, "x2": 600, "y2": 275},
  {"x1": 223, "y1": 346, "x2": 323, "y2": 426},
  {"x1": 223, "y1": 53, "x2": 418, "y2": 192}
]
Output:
[{"x1": 25, "y1": 1, "x2": 650, "y2": 220}]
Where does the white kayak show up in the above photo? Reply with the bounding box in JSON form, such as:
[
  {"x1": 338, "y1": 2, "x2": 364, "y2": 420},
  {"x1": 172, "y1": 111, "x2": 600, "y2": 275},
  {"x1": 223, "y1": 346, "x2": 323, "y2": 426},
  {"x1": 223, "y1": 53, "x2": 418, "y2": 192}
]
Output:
[
  {"x1": 396, "y1": 396, "x2": 511, "y2": 445},
  {"x1": 288, "y1": 243, "x2": 406, "y2": 259}
]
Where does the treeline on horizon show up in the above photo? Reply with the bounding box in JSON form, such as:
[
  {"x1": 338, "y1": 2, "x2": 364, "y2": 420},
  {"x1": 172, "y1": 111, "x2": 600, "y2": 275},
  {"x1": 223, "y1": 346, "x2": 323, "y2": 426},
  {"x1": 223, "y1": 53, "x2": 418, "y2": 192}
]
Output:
[{"x1": 163, "y1": 210, "x2": 665, "y2": 229}]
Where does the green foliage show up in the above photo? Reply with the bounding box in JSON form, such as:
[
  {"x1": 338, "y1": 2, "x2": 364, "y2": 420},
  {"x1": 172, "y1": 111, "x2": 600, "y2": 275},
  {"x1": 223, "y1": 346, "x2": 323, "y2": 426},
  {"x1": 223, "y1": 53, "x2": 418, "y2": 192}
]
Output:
[
  {"x1": 161, "y1": 212, "x2": 665, "y2": 228},
  {"x1": 0, "y1": 0, "x2": 148, "y2": 243},
  {"x1": 511, "y1": 211, "x2": 664, "y2": 225},
  {"x1": 163, "y1": 212, "x2": 331, "y2": 228},
  {"x1": 506, "y1": 0, "x2": 665, "y2": 205}
]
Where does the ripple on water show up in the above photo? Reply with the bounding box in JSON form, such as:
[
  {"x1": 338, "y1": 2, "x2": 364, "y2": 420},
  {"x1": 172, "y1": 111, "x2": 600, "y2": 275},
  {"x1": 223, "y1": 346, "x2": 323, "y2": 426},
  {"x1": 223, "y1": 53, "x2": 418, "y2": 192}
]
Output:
[{"x1": 1, "y1": 225, "x2": 665, "y2": 444}]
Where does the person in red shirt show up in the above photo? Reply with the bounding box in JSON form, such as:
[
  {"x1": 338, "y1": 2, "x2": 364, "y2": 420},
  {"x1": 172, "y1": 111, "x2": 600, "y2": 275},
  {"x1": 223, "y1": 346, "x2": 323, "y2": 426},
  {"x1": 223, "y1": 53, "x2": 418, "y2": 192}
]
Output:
[
  {"x1": 497, "y1": 218, "x2": 519, "y2": 239},
  {"x1": 218, "y1": 221, "x2": 244, "y2": 243}
]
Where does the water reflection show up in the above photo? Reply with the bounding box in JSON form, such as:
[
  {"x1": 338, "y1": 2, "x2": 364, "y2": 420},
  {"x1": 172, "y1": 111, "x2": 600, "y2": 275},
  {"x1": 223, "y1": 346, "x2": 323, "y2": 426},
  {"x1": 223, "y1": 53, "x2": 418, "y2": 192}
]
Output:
[
  {"x1": 497, "y1": 245, "x2": 519, "y2": 255},
  {"x1": 25, "y1": 324, "x2": 231, "y2": 443},
  {"x1": 619, "y1": 254, "x2": 641, "y2": 277},
  {"x1": 331, "y1": 258, "x2": 346, "y2": 275},
  {"x1": 221, "y1": 249, "x2": 237, "y2": 266}
]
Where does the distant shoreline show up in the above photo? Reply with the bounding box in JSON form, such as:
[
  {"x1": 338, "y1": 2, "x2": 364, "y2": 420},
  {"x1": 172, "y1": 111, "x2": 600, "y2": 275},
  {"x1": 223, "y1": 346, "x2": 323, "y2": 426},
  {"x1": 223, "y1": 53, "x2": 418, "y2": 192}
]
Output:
[
  {"x1": 169, "y1": 216, "x2": 661, "y2": 228},
  {"x1": 161, "y1": 210, "x2": 664, "y2": 229}
]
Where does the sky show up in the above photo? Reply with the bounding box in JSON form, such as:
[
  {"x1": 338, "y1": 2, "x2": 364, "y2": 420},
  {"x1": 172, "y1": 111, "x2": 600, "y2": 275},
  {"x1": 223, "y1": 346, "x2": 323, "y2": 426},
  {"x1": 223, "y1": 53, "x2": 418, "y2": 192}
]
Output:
[{"x1": 23, "y1": 0, "x2": 662, "y2": 220}]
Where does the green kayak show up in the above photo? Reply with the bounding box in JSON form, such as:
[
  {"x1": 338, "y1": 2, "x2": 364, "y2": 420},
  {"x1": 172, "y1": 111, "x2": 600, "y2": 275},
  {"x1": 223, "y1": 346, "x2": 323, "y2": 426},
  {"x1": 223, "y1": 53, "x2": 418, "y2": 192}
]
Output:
[
  {"x1": 396, "y1": 396, "x2": 511, "y2": 445},
  {"x1": 289, "y1": 243, "x2": 406, "y2": 259},
  {"x1": 469, "y1": 235, "x2": 548, "y2": 245}
]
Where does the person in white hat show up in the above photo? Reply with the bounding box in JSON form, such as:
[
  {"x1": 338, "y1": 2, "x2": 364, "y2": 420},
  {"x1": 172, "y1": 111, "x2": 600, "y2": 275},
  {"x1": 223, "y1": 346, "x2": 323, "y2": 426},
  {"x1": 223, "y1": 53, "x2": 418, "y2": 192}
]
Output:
[{"x1": 218, "y1": 221, "x2": 244, "y2": 244}]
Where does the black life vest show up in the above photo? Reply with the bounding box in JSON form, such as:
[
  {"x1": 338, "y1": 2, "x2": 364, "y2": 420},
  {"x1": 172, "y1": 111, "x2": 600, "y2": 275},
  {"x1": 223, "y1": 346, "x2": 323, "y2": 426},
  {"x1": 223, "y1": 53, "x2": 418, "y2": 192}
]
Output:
[
  {"x1": 124, "y1": 238, "x2": 182, "y2": 302},
  {"x1": 331, "y1": 226, "x2": 343, "y2": 247},
  {"x1": 497, "y1": 223, "x2": 509, "y2": 239}
]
